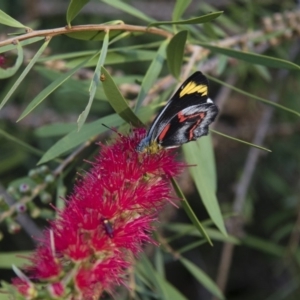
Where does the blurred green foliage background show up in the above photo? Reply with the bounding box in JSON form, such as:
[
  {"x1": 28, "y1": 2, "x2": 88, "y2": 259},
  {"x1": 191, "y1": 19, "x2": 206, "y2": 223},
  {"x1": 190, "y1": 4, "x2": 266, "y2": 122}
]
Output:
[{"x1": 1, "y1": 0, "x2": 300, "y2": 299}]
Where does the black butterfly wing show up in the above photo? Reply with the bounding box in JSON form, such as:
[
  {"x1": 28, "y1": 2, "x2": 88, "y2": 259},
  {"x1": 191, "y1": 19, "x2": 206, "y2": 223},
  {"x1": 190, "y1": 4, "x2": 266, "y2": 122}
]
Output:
[
  {"x1": 157, "y1": 102, "x2": 219, "y2": 148},
  {"x1": 147, "y1": 71, "x2": 210, "y2": 142}
]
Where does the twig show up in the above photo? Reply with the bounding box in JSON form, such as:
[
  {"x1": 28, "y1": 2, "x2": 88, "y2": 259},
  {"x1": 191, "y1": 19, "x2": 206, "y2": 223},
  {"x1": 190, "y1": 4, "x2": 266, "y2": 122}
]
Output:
[
  {"x1": 0, "y1": 185, "x2": 43, "y2": 240},
  {"x1": 53, "y1": 139, "x2": 92, "y2": 176},
  {"x1": 0, "y1": 24, "x2": 172, "y2": 47},
  {"x1": 0, "y1": 139, "x2": 94, "y2": 224}
]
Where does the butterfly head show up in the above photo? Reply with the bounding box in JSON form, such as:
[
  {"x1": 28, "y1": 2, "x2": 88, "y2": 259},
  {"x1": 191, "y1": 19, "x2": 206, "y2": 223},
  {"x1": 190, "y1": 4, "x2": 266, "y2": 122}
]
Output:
[{"x1": 136, "y1": 136, "x2": 162, "y2": 154}]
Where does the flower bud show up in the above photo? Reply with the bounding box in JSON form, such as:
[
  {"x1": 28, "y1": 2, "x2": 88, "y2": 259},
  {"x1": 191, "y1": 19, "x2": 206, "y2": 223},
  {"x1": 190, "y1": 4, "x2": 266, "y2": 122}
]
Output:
[
  {"x1": 47, "y1": 281, "x2": 65, "y2": 298},
  {"x1": 19, "y1": 183, "x2": 31, "y2": 194}
]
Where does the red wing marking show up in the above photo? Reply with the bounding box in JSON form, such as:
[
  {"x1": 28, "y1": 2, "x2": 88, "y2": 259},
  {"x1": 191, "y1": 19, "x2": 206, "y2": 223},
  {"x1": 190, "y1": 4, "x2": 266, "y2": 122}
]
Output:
[
  {"x1": 158, "y1": 123, "x2": 171, "y2": 142},
  {"x1": 178, "y1": 111, "x2": 206, "y2": 123},
  {"x1": 188, "y1": 119, "x2": 202, "y2": 140}
]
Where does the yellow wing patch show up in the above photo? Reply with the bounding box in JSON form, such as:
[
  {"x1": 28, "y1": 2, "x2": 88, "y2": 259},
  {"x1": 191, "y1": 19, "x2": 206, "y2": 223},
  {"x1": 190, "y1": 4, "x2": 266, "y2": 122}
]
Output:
[{"x1": 179, "y1": 81, "x2": 208, "y2": 98}]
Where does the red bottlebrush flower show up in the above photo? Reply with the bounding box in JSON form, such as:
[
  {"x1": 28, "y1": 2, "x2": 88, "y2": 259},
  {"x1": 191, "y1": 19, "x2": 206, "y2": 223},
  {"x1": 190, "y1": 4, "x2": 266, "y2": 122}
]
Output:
[
  {"x1": 0, "y1": 55, "x2": 5, "y2": 67},
  {"x1": 27, "y1": 244, "x2": 62, "y2": 280},
  {"x1": 11, "y1": 128, "x2": 184, "y2": 299},
  {"x1": 12, "y1": 278, "x2": 37, "y2": 299},
  {"x1": 47, "y1": 281, "x2": 65, "y2": 298}
]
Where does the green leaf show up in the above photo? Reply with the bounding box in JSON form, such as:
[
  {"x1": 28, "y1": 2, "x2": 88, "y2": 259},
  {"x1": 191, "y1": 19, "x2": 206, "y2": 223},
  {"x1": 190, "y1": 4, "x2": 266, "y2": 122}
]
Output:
[
  {"x1": 182, "y1": 136, "x2": 227, "y2": 235},
  {"x1": 17, "y1": 57, "x2": 92, "y2": 122},
  {"x1": 167, "y1": 30, "x2": 187, "y2": 79},
  {"x1": 253, "y1": 64, "x2": 271, "y2": 82},
  {"x1": 216, "y1": 55, "x2": 228, "y2": 75},
  {"x1": 56, "y1": 175, "x2": 67, "y2": 211},
  {"x1": 242, "y1": 235, "x2": 285, "y2": 257},
  {"x1": 0, "y1": 147, "x2": 27, "y2": 175},
  {"x1": 38, "y1": 45, "x2": 156, "y2": 65},
  {"x1": 0, "y1": 41, "x2": 23, "y2": 79},
  {"x1": 0, "y1": 128, "x2": 43, "y2": 157},
  {"x1": 0, "y1": 251, "x2": 31, "y2": 269},
  {"x1": 0, "y1": 37, "x2": 44, "y2": 54},
  {"x1": 8, "y1": 177, "x2": 36, "y2": 191},
  {"x1": 38, "y1": 50, "x2": 96, "y2": 61},
  {"x1": 66, "y1": 30, "x2": 122, "y2": 41},
  {"x1": 0, "y1": 38, "x2": 51, "y2": 110},
  {"x1": 179, "y1": 257, "x2": 225, "y2": 300},
  {"x1": 211, "y1": 129, "x2": 272, "y2": 152},
  {"x1": 38, "y1": 106, "x2": 152, "y2": 164},
  {"x1": 38, "y1": 114, "x2": 122, "y2": 164},
  {"x1": 172, "y1": 0, "x2": 192, "y2": 21},
  {"x1": 166, "y1": 223, "x2": 240, "y2": 244},
  {"x1": 197, "y1": 134, "x2": 217, "y2": 192},
  {"x1": 149, "y1": 11, "x2": 223, "y2": 27},
  {"x1": 207, "y1": 75, "x2": 300, "y2": 117},
  {"x1": 138, "y1": 255, "x2": 169, "y2": 299},
  {"x1": 35, "y1": 123, "x2": 76, "y2": 137},
  {"x1": 34, "y1": 65, "x2": 107, "y2": 101},
  {"x1": 65, "y1": 49, "x2": 156, "y2": 68},
  {"x1": 0, "y1": 9, "x2": 27, "y2": 28},
  {"x1": 77, "y1": 32, "x2": 109, "y2": 131},
  {"x1": 66, "y1": 0, "x2": 90, "y2": 26},
  {"x1": 135, "y1": 40, "x2": 168, "y2": 112},
  {"x1": 199, "y1": 43, "x2": 300, "y2": 70},
  {"x1": 100, "y1": 0, "x2": 155, "y2": 23},
  {"x1": 171, "y1": 177, "x2": 212, "y2": 246},
  {"x1": 163, "y1": 280, "x2": 188, "y2": 300},
  {"x1": 101, "y1": 67, "x2": 143, "y2": 126}
]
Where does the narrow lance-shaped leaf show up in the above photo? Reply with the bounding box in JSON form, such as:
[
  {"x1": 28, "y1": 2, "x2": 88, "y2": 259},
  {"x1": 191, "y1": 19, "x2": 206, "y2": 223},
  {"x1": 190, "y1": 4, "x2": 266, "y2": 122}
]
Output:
[
  {"x1": 66, "y1": 29, "x2": 122, "y2": 41},
  {"x1": 101, "y1": 67, "x2": 143, "y2": 127},
  {"x1": 0, "y1": 252, "x2": 31, "y2": 269},
  {"x1": 66, "y1": 0, "x2": 90, "y2": 26},
  {"x1": 101, "y1": 0, "x2": 155, "y2": 23},
  {"x1": 165, "y1": 223, "x2": 239, "y2": 245},
  {"x1": 77, "y1": 31, "x2": 109, "y2": 131},
  {"x1": 38, "y1": 113, "x2": 122, "y2": 165},
  {"x1": 198, "y1": 42, "x2": 300, "y2": 71},
  {"x1": 38, "y1": 107, "x2": 152, "y2": 164},
  {"x1": 167, "y1": 30, "x2": 187, "y2": 79},
  {"x1": 207, "y1": 74, "x2": 300, "y2": 117},
  {"x1": 66, "y1": 49, "x2": 156, "y2": 68},
  {"x1": 35, "y1": 123, "x2": 77, "y2": 138},
  {"x1": 172, "y1": 0, "x2": 192, "y2": 21},
  {"x1": 171, "y1": 177, "x2": 213, "y2": 246},
  {"x1": 0, "y1": 41, "x2": 23, "y2": 79},
  {"x1": 138, "y1": 255, "x2": 169, "y2": 299},
  {"x1": 0, "y1": 38, "x2": 51, "y2": 110},
  {"x1": 17, "y1": 56, "x2": 93, "y2": 121},
  {"x1": 0, "y1": 128, "x2": 43, "y2": 157},
  {"x1": 149, "y1": 11, "x2": 223, "y2": 27},
  {"x1": 179, "y1": 257, "x2": 225, "y2": 300},
  {"x1": 211, "y1": 129, "x2": 272, "y2": 152},
  {"x1": 135, "y1": 40, "x2": 168, "y2": 112},
  {"x1": 197, "y1": 134, "x2": 217, "y2": 192},
  {"x1": 242, "y1": 235, "x2": 285, "y2": 257},
  {"x1": 0, "y1": 37, "x2": 44, "y2": 54},
  {"x1": 0, "y1": 9, "x2": 27, "y2": 28},
  {"x1": 183, "y1": 138, "x2": 227, "y2": 236}
]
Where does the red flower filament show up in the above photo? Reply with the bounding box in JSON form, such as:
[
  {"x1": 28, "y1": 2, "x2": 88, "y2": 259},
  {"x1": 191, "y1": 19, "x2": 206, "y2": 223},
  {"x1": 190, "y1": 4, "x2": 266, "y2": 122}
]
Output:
[{"x1": 12, "y1": 128, "x2": 183, "y2": 299}]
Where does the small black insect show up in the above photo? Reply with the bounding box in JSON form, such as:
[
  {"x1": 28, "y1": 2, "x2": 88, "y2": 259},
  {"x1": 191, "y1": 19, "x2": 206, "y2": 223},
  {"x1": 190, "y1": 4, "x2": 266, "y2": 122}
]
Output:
[{"x1": 102, "y1": 218, "x2": 114, "y2": 238}]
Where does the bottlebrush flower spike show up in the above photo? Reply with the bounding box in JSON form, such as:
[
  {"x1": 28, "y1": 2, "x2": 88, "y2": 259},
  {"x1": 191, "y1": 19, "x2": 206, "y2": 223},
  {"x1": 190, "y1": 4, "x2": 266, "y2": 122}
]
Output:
[
  {"x1": 11, "y1": 128, "x2": 184, "y2": 299},
  {"x1": 0, "y1": 55, "x2": 5, "y2": 67}
]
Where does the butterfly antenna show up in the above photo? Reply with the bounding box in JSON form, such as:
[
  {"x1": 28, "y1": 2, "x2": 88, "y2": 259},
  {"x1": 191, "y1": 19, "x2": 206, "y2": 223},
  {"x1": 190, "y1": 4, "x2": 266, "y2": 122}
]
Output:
[{"x1": 101, "y1": 123, "x2": 123, "y2": 137}]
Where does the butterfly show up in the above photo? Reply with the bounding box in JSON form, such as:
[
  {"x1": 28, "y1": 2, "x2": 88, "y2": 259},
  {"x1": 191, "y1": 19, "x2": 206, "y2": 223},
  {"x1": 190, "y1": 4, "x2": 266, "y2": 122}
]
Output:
[{"x1": 136, "y1": 71, "x2": 219, "y2": 153}]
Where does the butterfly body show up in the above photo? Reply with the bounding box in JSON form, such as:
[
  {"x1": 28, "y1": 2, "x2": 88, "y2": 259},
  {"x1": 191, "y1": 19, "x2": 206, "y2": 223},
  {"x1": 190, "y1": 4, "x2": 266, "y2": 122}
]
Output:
[{"x1": 136, "y1": 71, "x2": 219, "y2": 152}]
